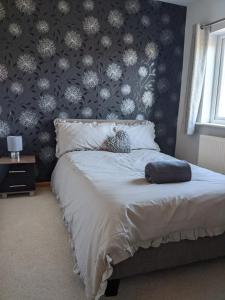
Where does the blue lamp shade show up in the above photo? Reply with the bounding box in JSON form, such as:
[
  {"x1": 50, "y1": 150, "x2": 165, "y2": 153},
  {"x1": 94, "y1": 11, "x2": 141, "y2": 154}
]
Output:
[{"x1": 7, "y1": 136, "x2": 23, "y2": 152}]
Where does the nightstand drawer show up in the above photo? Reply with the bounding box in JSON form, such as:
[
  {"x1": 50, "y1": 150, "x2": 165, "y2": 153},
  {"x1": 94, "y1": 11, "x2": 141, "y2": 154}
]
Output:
[
  {"x1": 2, "y1": 183, "x2": 34, "y2": 193},
  {"x1": 8, "y1": 169, "x2": 27, "y2": 174},
  {"x1": 0, "y1": 164, "x2": 35, "y2": 193}
]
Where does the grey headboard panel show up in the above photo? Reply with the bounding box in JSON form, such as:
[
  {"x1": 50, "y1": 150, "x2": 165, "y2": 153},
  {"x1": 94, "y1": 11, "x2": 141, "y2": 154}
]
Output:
[{"x1": 54, "y1": 118, "x2": 149, "y2": 126}]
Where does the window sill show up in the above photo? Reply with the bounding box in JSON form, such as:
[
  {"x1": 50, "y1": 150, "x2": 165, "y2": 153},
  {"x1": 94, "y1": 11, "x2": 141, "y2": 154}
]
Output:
[
  {"x1": 196, "y1": 122, "x2": 225, "y2": 138},
  {"x1": 196, "y1": 122, "x2": 225, "y2": 129}
]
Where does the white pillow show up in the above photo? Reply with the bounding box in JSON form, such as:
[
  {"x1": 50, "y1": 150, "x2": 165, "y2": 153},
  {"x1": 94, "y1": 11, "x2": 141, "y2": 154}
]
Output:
[
  {"x1": 55, "y1": 122, "x2": 115, "y2": 157},
  {"x1": 116, "y1": 122, "x2": 160, "y2": 151}
]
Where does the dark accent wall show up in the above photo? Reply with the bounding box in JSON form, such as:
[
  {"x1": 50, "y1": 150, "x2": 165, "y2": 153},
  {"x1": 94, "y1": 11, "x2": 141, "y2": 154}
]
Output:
[{"x1": 0, "y1": 0, "x2": 186, "y2": 181}]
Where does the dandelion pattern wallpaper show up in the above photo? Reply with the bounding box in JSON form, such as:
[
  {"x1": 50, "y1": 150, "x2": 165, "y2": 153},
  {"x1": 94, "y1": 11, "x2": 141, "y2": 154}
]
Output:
[{"x1": 0, "y1": 0, "x2": 186, "y2": 180}]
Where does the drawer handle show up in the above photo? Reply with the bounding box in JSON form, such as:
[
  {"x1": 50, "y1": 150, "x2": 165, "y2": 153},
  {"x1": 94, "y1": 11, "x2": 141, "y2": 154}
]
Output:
[
  {"x1": 9, "y1": 184, "x2": 27, "y2": 188},
  {"x1": 9, "y1": 170, "x2": 27, "y2": 174}
]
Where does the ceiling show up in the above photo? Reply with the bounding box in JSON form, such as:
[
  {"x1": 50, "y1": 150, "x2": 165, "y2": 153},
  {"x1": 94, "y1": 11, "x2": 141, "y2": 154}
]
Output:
[{"x1": 158, "y1": 0, "x2": 194, "y2": 6}]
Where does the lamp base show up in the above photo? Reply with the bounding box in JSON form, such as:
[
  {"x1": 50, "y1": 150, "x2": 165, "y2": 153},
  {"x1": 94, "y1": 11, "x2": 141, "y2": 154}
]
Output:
[{"x1": 10, "y1": 152, "x2": 20, "y2": 161}]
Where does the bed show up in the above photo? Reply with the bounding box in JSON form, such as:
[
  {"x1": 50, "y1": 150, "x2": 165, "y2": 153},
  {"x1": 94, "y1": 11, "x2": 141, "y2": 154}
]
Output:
[{"x1": 51, "y1": 119, "x2": 225, "y2": 300}]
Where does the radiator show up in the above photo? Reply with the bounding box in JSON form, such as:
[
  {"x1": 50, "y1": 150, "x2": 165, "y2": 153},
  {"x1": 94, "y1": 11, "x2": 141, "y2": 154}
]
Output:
[{"x1": 198, "y1": 135, "x2": 225, "y2": 174}]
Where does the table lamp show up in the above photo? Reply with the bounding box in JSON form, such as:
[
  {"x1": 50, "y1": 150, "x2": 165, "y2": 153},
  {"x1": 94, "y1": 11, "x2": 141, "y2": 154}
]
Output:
[{"x1": 7, "y1": 136, "x2": 23, "y2": 160}]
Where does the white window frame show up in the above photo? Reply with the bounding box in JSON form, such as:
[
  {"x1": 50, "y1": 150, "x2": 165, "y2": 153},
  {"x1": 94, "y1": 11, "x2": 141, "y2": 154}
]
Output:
[{"x1": 210, "y1": 34, "x2": 225, "y2": 124}]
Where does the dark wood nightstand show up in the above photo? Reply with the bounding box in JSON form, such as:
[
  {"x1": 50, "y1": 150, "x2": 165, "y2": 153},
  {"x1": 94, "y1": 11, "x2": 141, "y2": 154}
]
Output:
[{"x1": 0, "y1": 155, "x2": 36, "y2": 198}]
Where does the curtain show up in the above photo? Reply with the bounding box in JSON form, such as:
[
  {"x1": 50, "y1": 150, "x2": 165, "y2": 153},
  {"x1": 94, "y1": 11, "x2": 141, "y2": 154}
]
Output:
[{"x1": 186, "y1": 24, "x2": 210, "y2": 135}]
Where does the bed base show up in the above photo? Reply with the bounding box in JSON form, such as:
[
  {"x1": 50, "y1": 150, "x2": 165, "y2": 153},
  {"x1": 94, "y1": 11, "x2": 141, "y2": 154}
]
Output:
[
  {"x1": 105, "y1": 233, "x2": 225, "y2": 297},
  {"x1": 105, "y1": 279, "x2": 120, "y2": 297}
]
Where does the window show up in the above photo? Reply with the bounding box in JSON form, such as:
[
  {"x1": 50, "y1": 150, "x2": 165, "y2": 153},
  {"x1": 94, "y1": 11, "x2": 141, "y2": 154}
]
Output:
[{"x1": 210, "y1": 34, "x2": 225, "y2": 124}]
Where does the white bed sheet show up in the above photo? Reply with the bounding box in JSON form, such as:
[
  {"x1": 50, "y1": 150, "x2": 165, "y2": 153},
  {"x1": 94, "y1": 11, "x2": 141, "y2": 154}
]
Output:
[{"x1": 51, "y1": 149, "x2": 225, "y2": 300}]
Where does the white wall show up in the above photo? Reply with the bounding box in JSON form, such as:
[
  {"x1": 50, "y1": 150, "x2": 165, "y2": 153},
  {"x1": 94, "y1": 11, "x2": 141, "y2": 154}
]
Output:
[{"x1": 175, "y1": 0, "x2": 225, "y2": 164}]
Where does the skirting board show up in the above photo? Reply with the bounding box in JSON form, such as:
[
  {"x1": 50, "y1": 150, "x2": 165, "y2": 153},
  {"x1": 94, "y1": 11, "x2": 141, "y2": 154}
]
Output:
[{"x1": 36, "y1": 181, "x2": 50, "y2": 187}]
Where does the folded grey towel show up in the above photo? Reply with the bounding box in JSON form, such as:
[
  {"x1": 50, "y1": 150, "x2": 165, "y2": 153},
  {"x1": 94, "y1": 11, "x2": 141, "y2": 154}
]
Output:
[{"x1": 145, "y1": 160, "x2": 192, "y2": 184}]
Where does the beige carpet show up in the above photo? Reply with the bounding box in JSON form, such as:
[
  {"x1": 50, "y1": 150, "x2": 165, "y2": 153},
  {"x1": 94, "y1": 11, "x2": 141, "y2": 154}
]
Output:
[{"x1": 1, "y1": 187, "x2": 225, "y2": 300}]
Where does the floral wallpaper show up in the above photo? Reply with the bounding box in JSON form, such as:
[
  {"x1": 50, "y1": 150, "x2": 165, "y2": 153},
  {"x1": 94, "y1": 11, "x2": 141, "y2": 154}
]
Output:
[{"x1": 0, "y1": 0, "x2": 186, "y2": 181}]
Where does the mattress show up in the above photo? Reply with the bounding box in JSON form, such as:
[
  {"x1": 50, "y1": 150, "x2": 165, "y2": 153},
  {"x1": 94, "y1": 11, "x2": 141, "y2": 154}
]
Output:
[{"x1": 51, "y1": 149, "x2": 225, "y2": 300}]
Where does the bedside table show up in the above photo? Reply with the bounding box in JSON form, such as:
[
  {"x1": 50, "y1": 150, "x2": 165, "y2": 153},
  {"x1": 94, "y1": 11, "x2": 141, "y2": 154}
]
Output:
[{"x1": 0, "y1": 155, "x2": 36, "y2": 198}]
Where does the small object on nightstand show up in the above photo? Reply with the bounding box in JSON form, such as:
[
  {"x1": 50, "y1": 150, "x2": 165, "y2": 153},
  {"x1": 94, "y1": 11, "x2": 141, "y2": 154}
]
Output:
[
  {"x1": 7, "y1": 136, "x2": 23, "y2": 160},
  {"x1": 0, "y1": 155, "x2": 36, "y2": 198}
]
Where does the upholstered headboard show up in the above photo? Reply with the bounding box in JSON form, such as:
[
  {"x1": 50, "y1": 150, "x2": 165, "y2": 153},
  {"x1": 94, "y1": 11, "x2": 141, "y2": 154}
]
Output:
[{"x1": 54, "y1": 118, "x2": 149, "y2": 127}]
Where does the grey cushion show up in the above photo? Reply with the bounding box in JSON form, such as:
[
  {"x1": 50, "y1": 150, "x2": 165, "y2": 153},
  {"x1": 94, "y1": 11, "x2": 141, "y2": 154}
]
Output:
[
  {"x1": 145, "y1": 160, "x2": 192, "y2": 183},
  {"x1": 104, "y1": 130, "x2": 131, "y2": 153}
]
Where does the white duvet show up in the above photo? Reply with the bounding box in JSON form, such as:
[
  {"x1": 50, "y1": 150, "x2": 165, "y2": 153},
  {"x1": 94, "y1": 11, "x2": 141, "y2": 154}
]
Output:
[{"x1": 51, "y1": 149, "x2": 225, "y2": 300}]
